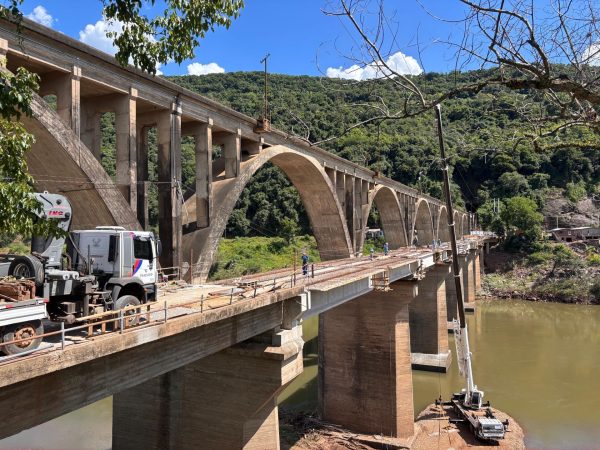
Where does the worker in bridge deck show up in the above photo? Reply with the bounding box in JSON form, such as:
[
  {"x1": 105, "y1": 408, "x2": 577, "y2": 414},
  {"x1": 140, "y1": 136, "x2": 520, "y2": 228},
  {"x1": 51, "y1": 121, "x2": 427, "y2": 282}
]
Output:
[
  {"x1": 412, "y1": 230, "x2": 419, "y2": 248},
  {"x1": 383, "y1": 242, "x2": 389, "y2": 256},
  {"x1": 301, "y1": 251, "x2": 309, "y2": 276}
]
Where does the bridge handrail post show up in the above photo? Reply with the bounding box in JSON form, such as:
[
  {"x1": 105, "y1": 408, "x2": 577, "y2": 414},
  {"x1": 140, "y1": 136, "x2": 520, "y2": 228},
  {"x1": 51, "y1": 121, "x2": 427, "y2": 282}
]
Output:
[
  {"x1": 230, "y1": 288, "x2": 234, "y2": 304},
  {"x1": 60, "y1": 322, "x2": 65, "y2": 351}
]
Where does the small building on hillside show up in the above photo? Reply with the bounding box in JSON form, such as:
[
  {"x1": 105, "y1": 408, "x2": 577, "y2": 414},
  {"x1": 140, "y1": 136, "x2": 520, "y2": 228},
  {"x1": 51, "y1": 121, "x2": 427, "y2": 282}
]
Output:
[{"x1": 549, "y1": 227, "x2": 600, "y2": 242}]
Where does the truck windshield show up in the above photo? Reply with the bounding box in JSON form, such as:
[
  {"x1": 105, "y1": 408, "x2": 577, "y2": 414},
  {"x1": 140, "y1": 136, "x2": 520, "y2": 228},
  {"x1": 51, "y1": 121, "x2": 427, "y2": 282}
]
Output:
[{"x1": 134, "y1": 238, "x2": 152, "y2": 260}]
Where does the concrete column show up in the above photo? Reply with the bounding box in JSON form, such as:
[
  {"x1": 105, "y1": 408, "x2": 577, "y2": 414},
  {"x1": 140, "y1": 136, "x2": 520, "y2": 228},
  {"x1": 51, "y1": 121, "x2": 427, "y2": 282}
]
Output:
[
  {"x1": 39, "y1": 66, "x2": 81, "y2": 136},
  {"x1": 112, "y1": 328, "x2": 303, "y2": 450},
  {"x1": 445, "y1": 264, "x2": 463, "y2": 323},
  {"x1": 195, "y1": 119, "x2": 213, "y2": 228},
  {"x1": 409, "y1": 263, "x2": 451, "y2": 371},
  {"x1": 115, "y1": 88, "x2": 138, "y2": 211},
  {"x1": 136, "y1": 126, "x2": 150, "y2": 230},
  {"x1": 335, "y1": 170, "x2": 345, "y2": 209},
  {"x1": 223, "y1": 128, "x2": 241, "y2": 178},
  {"x1": 157, "y1": 101, "x2": 182, "y2": 268},
  {"x1": 319, "y1": 283, "x2": 417, "y2": 438},
  {"x1": 462, "y1": 252, "x2": 476, "y2": 303},
  {"x1": 0, "y1": 38, "x2": 7, "y2": 58},
  {"x1": 473, "y1": 249, "x2": 482, "y2": 293},
  {"x1": 345, "y1": 174, "x2": 356, "y2": 253},
  {"x1": 80, "y1": 99, "x2": 101, "y2": 160},
  {"x1": 325, "y1": 166, "x2": 336, "y2": 188}
]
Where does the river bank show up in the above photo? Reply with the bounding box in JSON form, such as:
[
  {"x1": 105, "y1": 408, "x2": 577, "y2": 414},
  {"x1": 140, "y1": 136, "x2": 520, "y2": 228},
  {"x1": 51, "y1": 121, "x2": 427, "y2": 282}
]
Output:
[{"x1": 482, "y1": 243, "x2": 600, "y2": 304}]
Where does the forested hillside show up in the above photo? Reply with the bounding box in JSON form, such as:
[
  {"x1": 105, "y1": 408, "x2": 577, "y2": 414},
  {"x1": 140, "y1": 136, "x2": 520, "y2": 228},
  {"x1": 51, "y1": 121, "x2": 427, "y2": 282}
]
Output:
[{"x1": 98, "y1": 70, "x2": 598, "y2": 236}]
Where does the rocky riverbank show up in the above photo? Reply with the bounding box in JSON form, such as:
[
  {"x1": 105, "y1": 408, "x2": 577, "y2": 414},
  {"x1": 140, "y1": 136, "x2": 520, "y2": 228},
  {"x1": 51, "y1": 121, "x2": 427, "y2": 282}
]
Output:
[
  {"x1": 482, "y1": 243, "x2": 600, "y2": 304},
  {"x1": 279, "y1": 404, "x2": 525, "y2": 449}
]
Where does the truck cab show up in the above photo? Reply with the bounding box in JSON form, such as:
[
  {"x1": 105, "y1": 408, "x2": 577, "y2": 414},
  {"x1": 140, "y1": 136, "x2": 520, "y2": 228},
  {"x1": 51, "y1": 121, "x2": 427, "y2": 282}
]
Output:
[{"x1": 68, "y1": 226, "x2": 159, "y2": 303}]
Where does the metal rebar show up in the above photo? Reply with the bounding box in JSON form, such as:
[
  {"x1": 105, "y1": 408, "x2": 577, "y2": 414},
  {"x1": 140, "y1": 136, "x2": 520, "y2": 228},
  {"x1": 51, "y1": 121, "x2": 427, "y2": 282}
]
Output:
[
  {"x1": 119, "y1": 309, "x2": 124, "y2": 333},
  {"x1": 164, "y1": 300, "x2": 168, "y2": 322}
]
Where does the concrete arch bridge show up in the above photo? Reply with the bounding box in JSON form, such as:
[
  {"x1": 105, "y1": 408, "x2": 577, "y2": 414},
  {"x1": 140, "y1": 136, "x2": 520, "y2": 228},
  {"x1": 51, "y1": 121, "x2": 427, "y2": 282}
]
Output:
[{"x1": 0, "y1": 18, "x2": 474, "y2": 282}]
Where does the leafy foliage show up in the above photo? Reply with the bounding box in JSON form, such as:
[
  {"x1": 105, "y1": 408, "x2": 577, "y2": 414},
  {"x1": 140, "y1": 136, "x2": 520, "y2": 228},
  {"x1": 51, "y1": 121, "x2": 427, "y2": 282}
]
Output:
[
  {"x1": 500, "y1": 196, "x2": 544, "y2": 245},
  {"x1": 103, "y1": 0, "x2": 244, "y2": 74}
]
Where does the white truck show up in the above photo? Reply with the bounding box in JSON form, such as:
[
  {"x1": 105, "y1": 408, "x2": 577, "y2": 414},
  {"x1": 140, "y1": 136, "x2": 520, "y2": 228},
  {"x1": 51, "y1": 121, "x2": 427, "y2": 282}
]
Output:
[{"x1": 0, "y1": 192, "x2": 160, "y2": 353}]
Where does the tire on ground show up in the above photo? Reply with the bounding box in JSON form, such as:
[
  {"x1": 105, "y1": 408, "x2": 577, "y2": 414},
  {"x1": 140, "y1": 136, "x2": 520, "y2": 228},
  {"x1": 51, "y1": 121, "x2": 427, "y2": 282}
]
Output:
[
  {"x1": 8, "y1": 255, "x2": 44, "y2": 287},
  {"x1": 114, "y1": 295, "x2": 141, "y2": 328},
  {"x1": 1, "y1": 320, "x2": 44, "y2": 355}
]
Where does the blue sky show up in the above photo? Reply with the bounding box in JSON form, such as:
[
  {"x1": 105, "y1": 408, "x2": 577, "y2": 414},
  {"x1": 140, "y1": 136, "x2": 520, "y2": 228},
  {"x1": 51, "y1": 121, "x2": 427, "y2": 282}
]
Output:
[{"x1": 19, "y1": 1, "x2": 472, "y2": 77}]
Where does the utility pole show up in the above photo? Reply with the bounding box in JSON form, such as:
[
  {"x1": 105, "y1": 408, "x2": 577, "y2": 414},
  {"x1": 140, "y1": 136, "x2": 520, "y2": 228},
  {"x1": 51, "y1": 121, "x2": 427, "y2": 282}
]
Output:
[
  {"x1": 254, "y1": 53, "x2": 271, "y2": 133},
  {"x1": 261, "y1": 53, "x2": 270, "y2": 120}
]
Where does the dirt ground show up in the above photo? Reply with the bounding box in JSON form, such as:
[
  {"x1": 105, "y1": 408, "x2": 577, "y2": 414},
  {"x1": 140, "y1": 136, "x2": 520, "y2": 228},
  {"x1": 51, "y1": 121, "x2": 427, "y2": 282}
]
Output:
[{"x1": 281, "y1": 404, "x2": 524, "y2": 450}]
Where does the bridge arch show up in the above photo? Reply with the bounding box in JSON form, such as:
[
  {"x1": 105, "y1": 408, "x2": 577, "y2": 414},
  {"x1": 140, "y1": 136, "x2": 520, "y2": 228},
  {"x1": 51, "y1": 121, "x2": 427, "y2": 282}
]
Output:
[
  {"x1": 411, "y1": 199, "x2": 434, "y2": 247},
  {"x1": 22, "y1": 92, "x2": 139, "y2": 230},
  {"x1": 182, "y1": 145, "x2": 353, "y2": 281},
  {"x1": 364, "y1": 186, "x2": 408, "y2": 250},
  {"x1": 436, "y1": 206, "x2": 451, "y2": 243}
]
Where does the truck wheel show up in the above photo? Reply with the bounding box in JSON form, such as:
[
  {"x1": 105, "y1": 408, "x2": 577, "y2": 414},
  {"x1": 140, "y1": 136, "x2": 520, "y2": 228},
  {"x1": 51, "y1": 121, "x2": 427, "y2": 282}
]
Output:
[
  {"x1": 8, "y1": 255, "x2": 44, "y2": 287},
  {"x1": 115, "y1": 295, "x2": 141, "y2": 328},
  {"x1": 1, "y1": 320, "x2": 44, "y2": 355}
]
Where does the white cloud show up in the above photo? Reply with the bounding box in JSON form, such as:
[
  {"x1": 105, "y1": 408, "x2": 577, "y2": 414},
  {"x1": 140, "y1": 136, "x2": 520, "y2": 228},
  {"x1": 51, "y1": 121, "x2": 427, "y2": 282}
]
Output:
[
  {"x1": 79, "y1": 19, "x2": 122, "y2": 55},
  {"x1": 187, "y1": 62, "x2": 225, "y2": 76},
  {"x1": 582, "y1": 43, "x2": 600, "y2": 66},
  {"x1": 326, "y1": 50, "x2": 422, "y2": 80},
  {"x1": 79, "y1": 19, "x2": 163, "y2": 74},
  {"x1": 27, "y1": 6, "x2": 54, "y2": 28}
]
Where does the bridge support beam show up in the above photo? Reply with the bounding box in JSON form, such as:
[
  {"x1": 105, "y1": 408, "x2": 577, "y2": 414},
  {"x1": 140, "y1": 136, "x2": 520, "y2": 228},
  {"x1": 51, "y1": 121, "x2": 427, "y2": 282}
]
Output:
[
  {"x1": 80, "y1": 90, "x2": 138, "y2": 211},
  {"x1": 410, "y1": 263, "x2": 451, "y2": 372},
  {"x1": 319, "y1": 284, "x2": 416, "y2": 439},
  {"x1": 445, "y1": 264, "x2": 463, "y2": 323},
  {"x1": 136, "y1": 104, "x2": 182, "y2": 267},
  {"x1": 463, "y1": 251, "x2": 476, "y2": 303},
  {"x1": 39, "y1": 66, "x2": 81, "y2": 137},
  {"x1": 214, "y1": 128, "x2": 241, "y2": 179},
  {"x1": 183, "y1": 120, "x2": 213, "y2": 228},
  {"x1": 112, "y1": 327, "x2": 303, "y2": 450},
  {"x1": 473, "y1": 248, "x2": 482, "y2": 294}
]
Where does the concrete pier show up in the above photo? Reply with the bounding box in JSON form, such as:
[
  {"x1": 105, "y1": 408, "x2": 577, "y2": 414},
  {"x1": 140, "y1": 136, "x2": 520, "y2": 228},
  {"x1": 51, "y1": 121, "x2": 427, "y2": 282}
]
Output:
[
  {"x1": 112, "y1": 327, "x2": 303, "y2": 450},
  {"x1": 462, "y1": 252, "x2": 476, "y2": 303},
  {"x1": 319, "y1": 284, "x2": 416, "y2": 438},
  {"x1": 474, "y1": 248, "x2": 482, "y2": 293},
  {"x1": 409, "y1": 263, "x2": 452, "y2": 371}
]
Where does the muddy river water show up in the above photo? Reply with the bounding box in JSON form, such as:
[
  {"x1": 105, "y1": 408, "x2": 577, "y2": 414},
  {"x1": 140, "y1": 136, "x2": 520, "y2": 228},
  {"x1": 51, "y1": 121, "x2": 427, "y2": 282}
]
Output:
[{"x1": 1, "y1": 300, "x2": 598, "y2": 449}]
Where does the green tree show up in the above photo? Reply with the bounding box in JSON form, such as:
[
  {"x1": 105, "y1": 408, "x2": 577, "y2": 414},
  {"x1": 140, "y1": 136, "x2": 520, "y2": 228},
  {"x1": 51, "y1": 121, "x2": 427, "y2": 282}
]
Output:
[
  {"x1": 281, "y1": 218, "x2": 300, "y2": 244},
  {"x1": 500, "y1": 196, "x2": 544, "y2": 243}
]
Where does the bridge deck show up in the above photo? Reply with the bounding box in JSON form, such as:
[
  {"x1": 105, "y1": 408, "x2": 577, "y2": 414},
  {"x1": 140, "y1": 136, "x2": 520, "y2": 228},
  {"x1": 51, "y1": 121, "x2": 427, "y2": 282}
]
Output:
[{"x1": 0, "y1": 240, "x2": 487, "y2": 389}]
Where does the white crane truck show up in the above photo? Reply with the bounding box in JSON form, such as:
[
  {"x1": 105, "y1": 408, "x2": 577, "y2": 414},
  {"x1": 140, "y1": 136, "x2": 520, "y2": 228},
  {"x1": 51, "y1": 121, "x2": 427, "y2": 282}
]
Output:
[{"x1": 0, "y1": 192, "x2": 160, "y2": 354}]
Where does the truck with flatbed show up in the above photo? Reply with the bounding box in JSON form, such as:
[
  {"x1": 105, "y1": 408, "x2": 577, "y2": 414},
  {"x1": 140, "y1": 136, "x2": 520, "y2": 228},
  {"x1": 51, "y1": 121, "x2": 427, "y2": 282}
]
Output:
[{"x1": 0, "y1": 192, "x2": 160, "y2": 354}]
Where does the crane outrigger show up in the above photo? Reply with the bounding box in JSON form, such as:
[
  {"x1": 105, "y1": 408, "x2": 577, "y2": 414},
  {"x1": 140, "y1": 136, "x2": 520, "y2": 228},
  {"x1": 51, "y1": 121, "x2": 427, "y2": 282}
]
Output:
[{"x1": 434, "y1": 104, "x2": 508, "y2": 441}]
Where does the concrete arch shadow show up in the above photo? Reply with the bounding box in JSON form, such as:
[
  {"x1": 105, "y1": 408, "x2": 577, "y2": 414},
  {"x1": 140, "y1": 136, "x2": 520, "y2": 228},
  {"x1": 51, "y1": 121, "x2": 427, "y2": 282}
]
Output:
[
  {"x1": 364, "y1": 186, "x2": 408, "y2": 250},
  {"x1": 411, "y1": 199, "x2": 434, "y2": 247},
  {"x1": 182, "y1": 145, "x2": 353, "y2": 282},
  {"x1": 22, "y1": 92, "x2": 139, "y2": 230}
]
